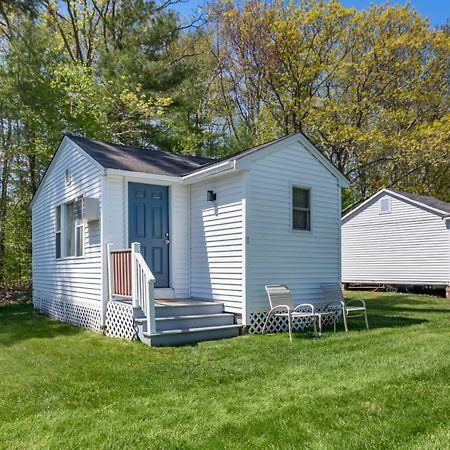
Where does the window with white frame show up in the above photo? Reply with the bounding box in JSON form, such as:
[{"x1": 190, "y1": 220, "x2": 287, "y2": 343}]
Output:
[
  {"x1": 292, "y1": 187, "x2": 311, "y2": 231},
  {"x1": 55, "y1": 205, "x2": 61, "y2": 258},
  {"x1": 55, "y1": 199, "x2": 84, "y2": 258}
]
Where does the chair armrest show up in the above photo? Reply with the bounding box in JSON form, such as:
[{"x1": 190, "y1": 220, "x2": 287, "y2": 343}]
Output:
[
  {"x1": 293, "y1": 303, "x2": 315, "y2": 314},
  {"x1": 268, "y1": 305, "x2": 291, "y2": 315},
  {"x1": 345, "y1": 298, "x2": 367, "y2": 308}
]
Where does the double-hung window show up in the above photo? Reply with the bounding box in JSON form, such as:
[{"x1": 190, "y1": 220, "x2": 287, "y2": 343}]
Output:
[
  {"x1": 292, "y1": 187, "x2": 311, "y2": 231},
  {"x1": 56, "y1": 198, "x2": 84, "y2": 258}
]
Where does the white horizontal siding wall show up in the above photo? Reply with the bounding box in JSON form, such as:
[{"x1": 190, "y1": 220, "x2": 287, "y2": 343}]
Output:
[
  {"x1": 103, "y1": 175, "x2": 190, "y2": 298},
  {"x1": 170, "y1": 184, "x2": 190, "y2": 298},
  {"x1": 103, "y1": 175, "x2": 126, "y2": 248},
  {"x1": 190, "y1": 172, "x2": 244, "y2": 313},
  {"x1": 32, "y1": 140, "x2": 103, "y2": 308},
  {"x1": 342, "y1": 194, "x2": 450, "y2": 285},
  {"x1": 246, "y1": 141, "x2": 341, "y2": 314}
]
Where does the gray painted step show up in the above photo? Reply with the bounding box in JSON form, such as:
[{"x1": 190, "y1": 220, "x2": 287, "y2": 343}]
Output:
[
  {"x1": 142, "y1": 324, "x2": 241, "y2": 347},
  {"x1": 155, "y1": 301, "x2": 223, "y2": 318},
  {"x1": 133, "y1": 300, "x2": 240, "y2": 347},
  {"x1": 135, "y1": 313, "x2": 235, "y2": 331}
]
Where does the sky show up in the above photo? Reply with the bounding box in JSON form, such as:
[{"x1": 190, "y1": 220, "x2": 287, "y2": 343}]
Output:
[{"x1": 171, "y1": 0, "x2": 450, "y2": 28}]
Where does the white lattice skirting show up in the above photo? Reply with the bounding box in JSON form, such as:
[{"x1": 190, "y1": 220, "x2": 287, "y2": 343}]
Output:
[
  {"x1": 105, "y1": 301, "x2": 137, "y2": 340},
  {"x1": 249, "y1": 309, "x2": 341, "y2": 334},
  {"x1": 33, "y1": 294, "x2": 101, "y2": 331}
]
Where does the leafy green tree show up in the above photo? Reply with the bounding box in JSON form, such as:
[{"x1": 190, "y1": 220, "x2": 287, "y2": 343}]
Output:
[{"x1": 209, "y1": 0, "x2": 450, "y2": 205}]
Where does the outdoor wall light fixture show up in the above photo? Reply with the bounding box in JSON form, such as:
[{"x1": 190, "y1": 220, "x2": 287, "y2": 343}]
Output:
[{"x1": 207, "y1": 190, "x2": 217, "y2": 202}]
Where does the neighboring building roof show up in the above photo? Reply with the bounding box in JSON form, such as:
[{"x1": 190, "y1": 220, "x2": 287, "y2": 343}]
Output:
[
  {"x1": 392, "y1": 190, "x2": 450, "y2": 216},
  {"x1": 66, "y1": 134, "x2": 214, "y2": 177},
  {"x1": 342, "y1": 188, "x2": 450, "y2": 223}
]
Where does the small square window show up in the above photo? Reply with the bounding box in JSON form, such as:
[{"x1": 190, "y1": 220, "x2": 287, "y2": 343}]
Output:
[{"x1": 293, "y1": 187, "x2": 311, "y2": 231}]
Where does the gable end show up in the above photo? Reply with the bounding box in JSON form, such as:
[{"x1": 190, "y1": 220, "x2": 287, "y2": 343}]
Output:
[{"x1": 29, "y1": 136, "x2": 104, "y2": 209}]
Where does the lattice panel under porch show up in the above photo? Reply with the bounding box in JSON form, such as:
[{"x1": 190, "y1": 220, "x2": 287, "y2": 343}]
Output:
[
  {"x1": 249, "y1": 308, "x2": 341, "y2": 334},
  {"x1": 33, "y1": 295, "x2": 101, "y2": 331},
  {"x1": 105, "y1": 301, "x2": 137, "y2": 340}
]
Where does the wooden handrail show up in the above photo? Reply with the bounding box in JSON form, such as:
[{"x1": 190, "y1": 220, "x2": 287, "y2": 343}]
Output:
[{"x1": 131, "y1": 243, "x2": 156, "y2": 335}]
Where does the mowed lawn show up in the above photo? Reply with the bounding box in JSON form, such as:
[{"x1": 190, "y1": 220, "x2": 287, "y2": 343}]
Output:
[{"x1": 1, "y1": 292, "x2": 450, "y2": 449}]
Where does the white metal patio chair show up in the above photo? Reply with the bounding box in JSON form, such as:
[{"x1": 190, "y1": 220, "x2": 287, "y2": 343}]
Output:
[
  {"x1": 321, "y1": 283, "x2": 369, "y2": 332},
  {"x1": 262, "y1": 285, "x2": 318, "y2": 341}
]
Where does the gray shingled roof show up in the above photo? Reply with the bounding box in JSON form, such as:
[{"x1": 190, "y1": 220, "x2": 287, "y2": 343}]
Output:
[
  {"x1": 392, "y1": 190, "x2": 450, "y2": 215},
  {"x1": 67, "y1": 133, "x2": 300, "y2": 177},
  {"x1": 67, "y1": 134, "x2": 214, "y2": 176}
]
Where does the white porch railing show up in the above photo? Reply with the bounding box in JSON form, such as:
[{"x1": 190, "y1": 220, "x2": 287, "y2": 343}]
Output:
[{"x1": 107, "y1": 242, "x2": 156, "y2": 335}]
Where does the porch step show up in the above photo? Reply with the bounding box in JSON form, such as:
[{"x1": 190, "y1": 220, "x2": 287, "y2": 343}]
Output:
[
  {"x1": 142, "y1": 324, "x2": 241, "y2": 347},
  {"x1": 154, "y1": 288, "x2": 175, "y2": 299},
  {"x1": 154, "y1": 300, "x2": 224, "y2": 318},
  {"x1": 135, "y1": 312, "x2": 235, "y2": 331},
  {"x1": 133, "y1": 300, "x2": 241, "y2": 346}
]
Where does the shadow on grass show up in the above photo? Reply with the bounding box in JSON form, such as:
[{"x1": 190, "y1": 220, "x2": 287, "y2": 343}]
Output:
[
  {"x1": 318, "y1": 313, "x2": 427, "y2": 335},
  {"x1": 0, "y1": 304, "x2": 82, "y2": 347}
]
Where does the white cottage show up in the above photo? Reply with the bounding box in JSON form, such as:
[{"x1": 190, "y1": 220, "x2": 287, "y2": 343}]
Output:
[
  {"x1": 342, "y1": 189, "x2": 450, "y2": 296},
  {"x1": 30, "y1": 133, "x2": 349, "y2": 345}
]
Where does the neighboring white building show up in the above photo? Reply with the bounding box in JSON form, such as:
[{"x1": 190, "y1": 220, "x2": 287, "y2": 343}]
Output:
[
  {"x1": 30, "y1": 132, "x2": 349, "y2": 345},
  {"x1": 342, "y1": 189, "x2": 450, "y2": 295}
]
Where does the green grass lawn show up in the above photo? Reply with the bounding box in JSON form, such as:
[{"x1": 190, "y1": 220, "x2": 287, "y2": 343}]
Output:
[{"x1": 1, "y1": 292, "x2": 450, "y2": 449}]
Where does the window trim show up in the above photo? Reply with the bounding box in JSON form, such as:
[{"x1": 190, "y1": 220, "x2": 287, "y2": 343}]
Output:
[
  {"x1": 75, "y1": 221, "x2": 84, "y2": 257},
  {"x1": 291, "y1": 184, "x2": 312, "y2": 233},
  {"x1": 55, "y1": 205, "x2": 62, "y2": 259},
  {"x1": 55, "y1": 198, "x2": 85, "y2": 260}
]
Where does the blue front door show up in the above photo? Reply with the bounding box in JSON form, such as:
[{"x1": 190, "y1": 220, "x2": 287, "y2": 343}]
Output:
[{"x1": 128, "y1": 183, "x2": 169, "y2": 288}]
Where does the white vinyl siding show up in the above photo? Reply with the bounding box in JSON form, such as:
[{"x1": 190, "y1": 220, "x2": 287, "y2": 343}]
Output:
[
  {"x1": 31, "y1": 140, "x2": 103, "y2": 306},
  {"x1": 170, "y1": 184, "x2": 190, "y2": 298},
  {"x1": 190, "y1": 172, "x2": 244, "y2": 313},
  {"x1": 245, "y1": 140, "x2": 341, "y2": 314},
  {"x1": 103, "y1": 175, "x2": 126, "y2": 249},
  {"x1": 342, "y1": 194, "x2": 450, "y2": 286}
]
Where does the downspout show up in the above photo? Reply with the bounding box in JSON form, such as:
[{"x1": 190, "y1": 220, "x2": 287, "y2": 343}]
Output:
[
  {"x1": 100, "y1": 171, "x2": 107, "y2": 328},
  {"x1": 337, "y1": 182, "x2": 343, "y2": 287},
  {"x1": 241, "y1": 170, "x2": 249, "y2": 327},
  {"x1": 188, "y1": 183, "x2": 191, "y2": 299}
]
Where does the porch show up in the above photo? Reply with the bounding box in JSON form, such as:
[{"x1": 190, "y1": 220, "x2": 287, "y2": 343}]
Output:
[{"x1": 105, "y1": 244, "x2": 241, "y2": 346}]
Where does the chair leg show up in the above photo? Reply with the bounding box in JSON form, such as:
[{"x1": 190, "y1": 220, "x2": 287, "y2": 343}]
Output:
[
  {"x1": 262, "y1": 311, "x2": 272, "y2": 335},
  {"x1": 343, "y1": 310, "x2": 349, "y2": 332},
  {"x1": 318, "y1": 314, "x2": 322, "y2": 337},
  {"x1": 313, "y1": 316, "x2": 318, "y2": 338},
  {"x1": 364, "y1": 309, "x2": 369, "y2": 330},
  {"x1": 288, "y1": 313, "x2": 293, "y2": 342}
]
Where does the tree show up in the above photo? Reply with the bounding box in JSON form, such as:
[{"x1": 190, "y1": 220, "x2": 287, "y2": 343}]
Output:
[{"x1": 209, "y1": 0, "x2": 450, "y2": 205}]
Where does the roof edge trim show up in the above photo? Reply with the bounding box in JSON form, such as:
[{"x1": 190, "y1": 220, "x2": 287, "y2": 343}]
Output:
[{"x1": 342, "y1": 188, "x2": 450, "y2": 223}]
